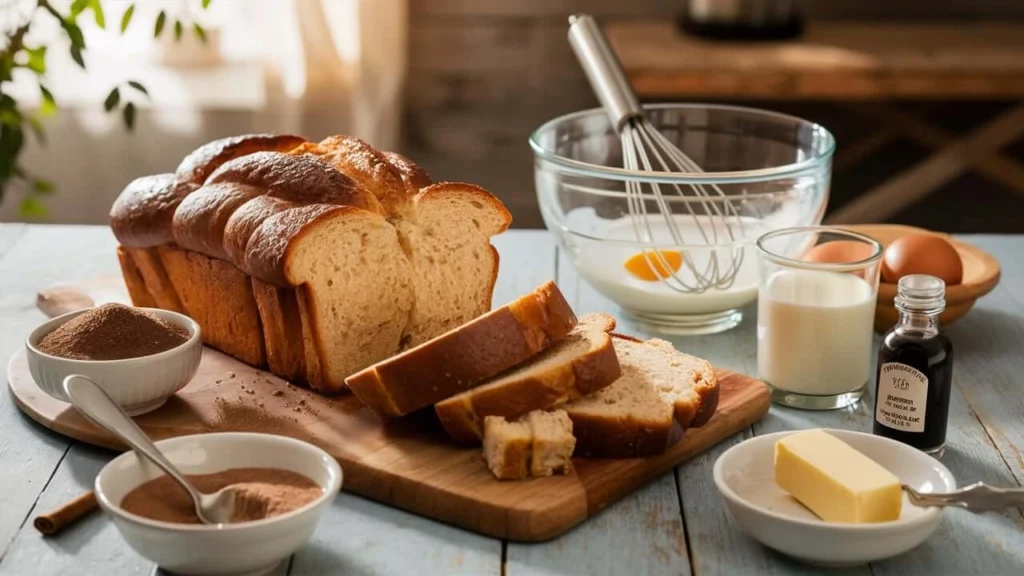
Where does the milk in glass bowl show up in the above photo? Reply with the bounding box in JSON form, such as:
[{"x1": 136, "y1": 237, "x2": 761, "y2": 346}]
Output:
[{"x1": 531, "y1": 104, "x2": 834, "y2": 334}]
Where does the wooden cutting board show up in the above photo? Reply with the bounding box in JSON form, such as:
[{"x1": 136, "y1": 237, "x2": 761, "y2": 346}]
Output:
[
  {"x1": 8, "y1": 348, "x2": 768, "y2": 541},
  {"x1": 10, "y1": 277, "x2": 770, "y2": 541}
]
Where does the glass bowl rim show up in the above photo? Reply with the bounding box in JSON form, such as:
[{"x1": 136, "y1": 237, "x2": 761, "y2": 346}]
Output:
[
  {"x1": 755, "y1": 225, "x2": 884, "y2": 272},
  {"x1": 529, "y1": 103, "x2": 836, "y2": 184}
]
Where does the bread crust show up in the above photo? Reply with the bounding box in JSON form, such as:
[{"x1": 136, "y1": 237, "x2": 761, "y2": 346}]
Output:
[
  {"x1": 347, "y1": 281, "x2": 577, "y2": 419},
  {"x1": 383, "y1": 151, "x2": 432, "y2": 191},
  {"x1": 436, "y1": 314, "x2": 620, "y2": 444},
  {"x1": 116, "y1": 247, "x2": 157, "y2": 308},
  {"x1": 251, "y1": 280, "x2": 306, "y2": 383},
  {"x1": 110, "y1": 135, "x2": 306, "y2": 250},
  {"x1": 571, "y1": 414, "x2": 681, "y2": 458},
  {"x1": 290, "y1": 136, "x2": 408, "y2": 214},
  {"x1": 124, "y1": 247, "x2": 184, "y2": 313},
  {"x1": 159, "y1": 246, "x2": 266, "y2": 366},
  {"x1": 175, "y1": 134, "x2": 306, "y2": 186},
  {"x1": 110, "y1": 174, "x2": 191, "y2": 248},
  {"x1": 173, "y1": 183, "x2": 263, "y2": 260}
]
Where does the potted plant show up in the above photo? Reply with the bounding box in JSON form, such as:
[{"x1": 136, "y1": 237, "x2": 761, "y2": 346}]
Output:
[{"x1": 0, "y1": 0, "x2": 214, "y2": 217}]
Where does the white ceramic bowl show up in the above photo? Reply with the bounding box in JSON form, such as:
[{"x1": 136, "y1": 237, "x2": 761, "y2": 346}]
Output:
[
  {"x1": 26, "y1": 307, "x2": 202, "y2": 416},
  {"x1": 95, "y1": 432, "x2": 342, "y2": 576},
  {"x1": 713, "y1": 429, "x2": 956, "y2": 567}
]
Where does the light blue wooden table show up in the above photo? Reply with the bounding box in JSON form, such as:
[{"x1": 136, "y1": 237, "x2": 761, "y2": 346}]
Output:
[{"x1": 0, "y1": 225, "x2": 1022, "y2": 576}]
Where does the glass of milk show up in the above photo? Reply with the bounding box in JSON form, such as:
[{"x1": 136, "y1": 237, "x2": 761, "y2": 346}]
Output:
[{"x1": 756, "y1": 227, "x2": 883, "y2": 410}]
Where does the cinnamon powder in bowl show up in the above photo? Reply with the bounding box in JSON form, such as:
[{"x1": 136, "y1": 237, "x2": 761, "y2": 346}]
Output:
[
  {"x1": 25, "y1": 306, "x2": 202, "y2": 416},
  {"x1": 37, "y1": 304, "x2": 189, "y2": 361},
  {"x1": 95, "y1": 432, "x2": 343, "y2": 576}
]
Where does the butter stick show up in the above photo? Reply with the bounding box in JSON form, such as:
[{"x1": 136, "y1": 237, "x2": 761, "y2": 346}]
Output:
[{"x1": 775, "y1": 430, "x2": 902, "y2": 523}]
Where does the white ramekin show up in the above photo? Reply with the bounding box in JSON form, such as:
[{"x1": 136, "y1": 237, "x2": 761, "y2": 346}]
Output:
[
  {"x1": 25, "y1": 307, "x2": 202, "y2": 416},
  {"x1": 95, "y1": 433, "x2": 342, "y2": 576}
]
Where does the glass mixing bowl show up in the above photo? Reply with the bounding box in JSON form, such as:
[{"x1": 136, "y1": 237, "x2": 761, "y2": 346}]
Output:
[{"x1": 530, "y1": 104, "x2": 834, "y2": 334}]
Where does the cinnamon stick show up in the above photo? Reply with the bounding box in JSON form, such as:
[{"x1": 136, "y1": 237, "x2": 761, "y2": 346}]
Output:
[{"x1": 33, "y1": 491, "x2": 98, "y2": 536}]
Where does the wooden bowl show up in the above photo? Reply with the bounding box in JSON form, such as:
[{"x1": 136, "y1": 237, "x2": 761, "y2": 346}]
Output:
[{"x1": 840, "y1": 224, "x2": 1001, "y2": 333}]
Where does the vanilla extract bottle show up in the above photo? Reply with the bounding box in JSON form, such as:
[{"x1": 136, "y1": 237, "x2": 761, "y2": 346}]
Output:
[{"x1": 873, "y1": 275, "x2": 954, "y2": 455}]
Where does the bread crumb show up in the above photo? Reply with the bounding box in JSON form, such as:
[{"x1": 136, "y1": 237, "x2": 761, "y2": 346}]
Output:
[
  {"x1": 215, "y1": 379, "x2": 222, "y2": 384},
  {"x1": 272, "y1": 390, "x2": 284, "y2": 397},
  {"x1": 227, "y1": 371, "x2": 235, "y2": 378}
]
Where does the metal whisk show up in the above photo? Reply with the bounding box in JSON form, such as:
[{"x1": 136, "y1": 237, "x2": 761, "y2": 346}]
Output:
[{"x1": 567, "y1": 14, "x2": 746, "y2": 294}]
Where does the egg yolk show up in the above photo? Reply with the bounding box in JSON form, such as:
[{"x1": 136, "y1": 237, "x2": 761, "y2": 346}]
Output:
[{"x1": 623, "y1": 250, "x2": 683, "y2": 281}]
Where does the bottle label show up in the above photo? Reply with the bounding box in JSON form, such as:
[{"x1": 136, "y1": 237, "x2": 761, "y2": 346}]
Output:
[{"x1": 875, "y1": 362, "x2": 928, "y2": 433}]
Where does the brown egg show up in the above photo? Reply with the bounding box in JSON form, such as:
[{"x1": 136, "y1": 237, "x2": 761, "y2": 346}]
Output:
[
  {"x1": 802, "y1": 241, "x2": 876, "y2": 264},
  {"x1": 881, "y1": 234, "x2": 963, "y2": 285}
]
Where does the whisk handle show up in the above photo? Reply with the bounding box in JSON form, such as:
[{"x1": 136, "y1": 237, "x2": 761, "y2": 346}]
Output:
[{"x1": 568, "y1": 13, "x2": 643, "y2": 131}]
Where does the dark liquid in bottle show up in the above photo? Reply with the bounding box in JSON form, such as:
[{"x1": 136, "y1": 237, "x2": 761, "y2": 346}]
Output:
[{"x1": 873, "y1": 328, "x2": 953, "y2": 453}]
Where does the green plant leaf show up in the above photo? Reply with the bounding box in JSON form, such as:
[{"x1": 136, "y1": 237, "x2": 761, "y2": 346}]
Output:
[
  {"x1": 193, "y1": 23, "x2": 207, "y2": 44},
  {"x1": 120, "y1": 4, "x2": 134, "y2": 34},
  {"x1": 70, "y1": 46, "x2": 85, "y2": 69},
  {"x1": 70, "y1": 0, "x2": 90, "y2": 19},
  {"x1": 104, "y1": 87, "x2": 120, "y2": 112},
  {"x1": 63, "y1": 21, "x2": 85, "y2": 49},
  {"x1": 123, "y1": 102, "x2": 136, "y2": 130},
  {"x1": 202, "y1": 0, "x2": 213, "y2": 8},
  {"x1": 154, "y1": 11, "x2": 166, "y2": 37},
  {"x1": 19, "y1": 197, "x2": 48, "y2": 218},
  {"x1": 0, "y1": 55, "x2": 14, "y2": 82},
  {"x1": 39, "y1": 85, "x2": 57, "y2": 116},
  {"x1": 0, "y1": 108, "x2": 21, "y2": 127},
  {"x1": 26, "y1": 116, "x2": 46, "y2": 145},
  {"x1": 127, "y1": 80, "x2": 149, "y2": 97},
  {"x1": 90, "y1": 0, "x2": 106, "y2": 29},
  {"x1": 41, "y1": 2, "x2": 63, "y2": 22},
  {"x1": 0, "y1": 126, "x2": 26, "y2": 180},
  {"x1": 174, "y1": 20, "x2": 183, "y2": 41},
  {"x1": 33, "y1": 178, "x2": 54, "y2": 194},
  {"x1": 24, "y1": 46, "x2": 46, "y2": 74}
]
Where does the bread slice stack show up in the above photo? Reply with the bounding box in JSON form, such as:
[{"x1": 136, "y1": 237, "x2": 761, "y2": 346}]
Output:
[{"x1": 348, "y1": 281, "x2": 720, "y2": 479}]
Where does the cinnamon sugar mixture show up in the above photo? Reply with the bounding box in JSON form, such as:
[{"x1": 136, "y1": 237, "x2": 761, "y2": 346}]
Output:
[
  {"x1": 37, "y1": 303, "x2": 189, "y2": 360},
  {"x1": 120, "y1": 468, "x2": 322, "y2": 524}
]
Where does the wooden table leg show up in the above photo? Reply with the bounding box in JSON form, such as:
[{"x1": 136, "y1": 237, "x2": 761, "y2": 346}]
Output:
[{"x1": 826, "y1": 104, "x2": 1024, "y2": 224}]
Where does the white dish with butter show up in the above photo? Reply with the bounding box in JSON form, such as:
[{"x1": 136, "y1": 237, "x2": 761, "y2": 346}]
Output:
[{"x1": 713, "y1": 429, "x2": 956, "y2": 567}]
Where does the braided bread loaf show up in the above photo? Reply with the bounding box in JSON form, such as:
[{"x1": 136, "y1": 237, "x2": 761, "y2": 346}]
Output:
[{"x1": 110, "y1": 134, "x2": 511, "y2": 393}]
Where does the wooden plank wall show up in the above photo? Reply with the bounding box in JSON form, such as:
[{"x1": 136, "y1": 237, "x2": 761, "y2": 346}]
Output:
[{"x1": 403, "y1": 1, "x2": 1024, "y2": 228}]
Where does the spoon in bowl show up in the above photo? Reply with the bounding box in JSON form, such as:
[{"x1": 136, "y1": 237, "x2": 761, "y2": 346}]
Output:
[{"x1": 63, "y1": 374, "x2": 243, "y2": 524}]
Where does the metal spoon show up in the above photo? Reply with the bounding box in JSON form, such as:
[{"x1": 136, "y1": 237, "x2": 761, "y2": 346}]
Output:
[
  {"x1": 63, "y1": 374, "x2": 239, "y2": 524},
  {"x1": 904, "y1": 482, "x2": 1024, "y2": 511}
]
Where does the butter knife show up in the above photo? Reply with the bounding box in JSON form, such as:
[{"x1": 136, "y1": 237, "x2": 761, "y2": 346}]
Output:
[{"x1": 904, "y1": 482, "x2": 1024, "y2": 511}]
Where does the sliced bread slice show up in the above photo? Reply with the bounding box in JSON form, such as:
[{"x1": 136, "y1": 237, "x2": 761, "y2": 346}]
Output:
[
  {"x1": 436, "y1": 313, "x2": 620, "y2": 444},
  {"x1": 346, "y1": 281, "x2": 577, "y2": 419},
  {"x1": 483, "y1": 409, "x2": 576, "y2": 480},
  {"x1": 563, "y1": 335, "x2": 719, "y2": 458}
]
